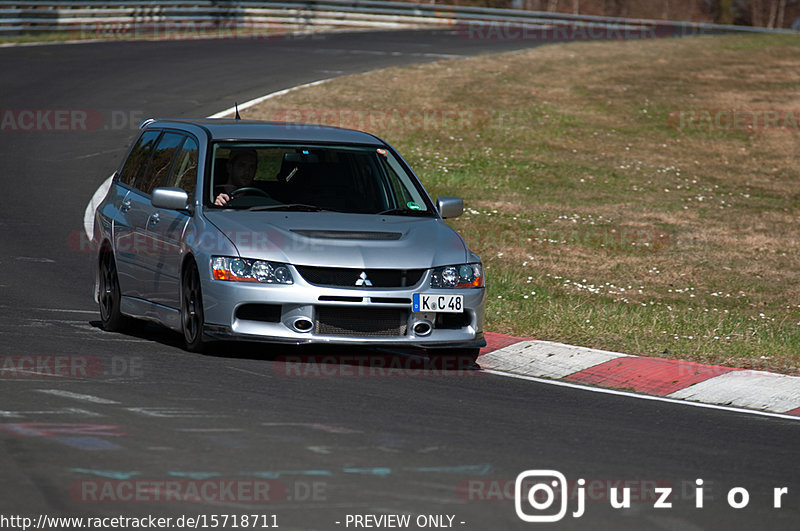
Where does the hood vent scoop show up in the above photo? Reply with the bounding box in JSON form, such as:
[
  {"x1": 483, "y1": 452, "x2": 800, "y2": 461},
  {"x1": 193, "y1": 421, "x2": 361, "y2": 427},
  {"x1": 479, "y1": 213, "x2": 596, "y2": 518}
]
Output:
[{"x1": 291, "y1": 230, "x2": 402, "y2": 241}]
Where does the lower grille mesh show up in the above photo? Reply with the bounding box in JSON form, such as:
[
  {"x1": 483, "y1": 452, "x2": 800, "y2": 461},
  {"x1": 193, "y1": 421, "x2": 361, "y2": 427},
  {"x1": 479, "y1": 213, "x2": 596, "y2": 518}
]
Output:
[{"x1": 315, "y1": 307, "x2": 408, "y2": 337}]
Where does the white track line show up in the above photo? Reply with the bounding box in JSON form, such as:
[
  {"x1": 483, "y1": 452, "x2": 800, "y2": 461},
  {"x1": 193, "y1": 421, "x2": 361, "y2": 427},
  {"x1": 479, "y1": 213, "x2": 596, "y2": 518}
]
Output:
[
  {"x1": 208, "y1": 78, "x2": 334, "y2": 119},
  {"x1": 36, "y1": 389, "x2": 120, "y2": 405}
]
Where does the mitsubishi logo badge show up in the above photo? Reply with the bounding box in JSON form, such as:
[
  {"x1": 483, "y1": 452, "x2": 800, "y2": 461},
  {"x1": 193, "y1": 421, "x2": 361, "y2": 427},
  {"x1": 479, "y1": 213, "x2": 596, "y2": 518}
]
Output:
[{"x1": 355, "y1": 271, "x2": 372, "y2": 287}]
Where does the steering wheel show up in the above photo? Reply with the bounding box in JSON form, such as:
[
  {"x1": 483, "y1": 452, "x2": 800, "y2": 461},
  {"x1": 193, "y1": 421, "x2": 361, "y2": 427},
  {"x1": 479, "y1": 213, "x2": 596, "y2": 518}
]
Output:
[{"x1": 230, "y1": 187, "x2": 270, "y2": 198}]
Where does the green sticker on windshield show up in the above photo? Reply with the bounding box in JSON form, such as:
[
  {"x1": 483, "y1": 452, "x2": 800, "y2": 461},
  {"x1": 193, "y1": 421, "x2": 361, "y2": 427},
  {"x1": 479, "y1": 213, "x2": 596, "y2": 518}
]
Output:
[{"x1": 407, "y1": 202, "x2": 421, "y2": 211}]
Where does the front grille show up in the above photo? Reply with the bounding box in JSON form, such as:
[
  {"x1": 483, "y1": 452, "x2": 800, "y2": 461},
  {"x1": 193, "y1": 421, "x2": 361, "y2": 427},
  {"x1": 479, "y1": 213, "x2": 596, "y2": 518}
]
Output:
[
  {"x1": 315, "y1": 306, "x2": 408, "y2": 337},
  {"x1": 296, "y1": 266, "x2": 425, "y2": 288}
]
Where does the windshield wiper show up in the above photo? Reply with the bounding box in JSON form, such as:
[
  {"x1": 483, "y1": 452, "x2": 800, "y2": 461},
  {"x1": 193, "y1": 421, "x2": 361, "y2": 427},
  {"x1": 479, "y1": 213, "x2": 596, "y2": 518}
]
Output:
[
  {"x1": 375, "y1": 208, "x2": 430, "y2": 216},
  {"x1": 248, "y1": 203, "x2": 327, "y2": 212}
]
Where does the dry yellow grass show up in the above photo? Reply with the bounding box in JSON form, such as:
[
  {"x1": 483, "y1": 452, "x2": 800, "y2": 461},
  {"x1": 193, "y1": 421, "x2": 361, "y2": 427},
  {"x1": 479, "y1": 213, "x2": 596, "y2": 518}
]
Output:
[{"x1": 247, "y1": 33, "x2": 800, "y2": 374}]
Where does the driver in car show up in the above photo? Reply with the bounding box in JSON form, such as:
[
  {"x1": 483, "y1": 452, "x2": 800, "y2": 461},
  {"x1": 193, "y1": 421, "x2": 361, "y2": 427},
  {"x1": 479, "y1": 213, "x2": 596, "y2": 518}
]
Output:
[{"x1": 213, "y1": 148, "x2": 259, "y2": 206}]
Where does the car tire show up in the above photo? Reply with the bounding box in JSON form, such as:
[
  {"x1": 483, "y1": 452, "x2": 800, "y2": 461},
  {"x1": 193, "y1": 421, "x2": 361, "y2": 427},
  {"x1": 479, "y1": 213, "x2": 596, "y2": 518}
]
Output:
[
  {"x1": 181, "y1": 260, "x2": 206, "y2": 353},
  {"x1": 99, "y1": 252, "x2": 127, "y2": 332}
]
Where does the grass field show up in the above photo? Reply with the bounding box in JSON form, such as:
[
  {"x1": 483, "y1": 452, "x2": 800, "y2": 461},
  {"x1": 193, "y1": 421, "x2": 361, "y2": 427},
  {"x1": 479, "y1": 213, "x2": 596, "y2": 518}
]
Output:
[{"x1": 247, "y1": 34, "x2": 800, "y2": 374}]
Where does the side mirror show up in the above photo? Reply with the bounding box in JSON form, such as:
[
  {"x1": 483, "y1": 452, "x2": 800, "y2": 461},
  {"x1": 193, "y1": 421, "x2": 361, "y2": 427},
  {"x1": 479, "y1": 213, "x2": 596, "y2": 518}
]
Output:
[
  {"x1": 436, "y1": 196, "x2": 463, "y2": 219},
  {"x1": 151, "y1": 187, "x2": 190, "y2": 211}
]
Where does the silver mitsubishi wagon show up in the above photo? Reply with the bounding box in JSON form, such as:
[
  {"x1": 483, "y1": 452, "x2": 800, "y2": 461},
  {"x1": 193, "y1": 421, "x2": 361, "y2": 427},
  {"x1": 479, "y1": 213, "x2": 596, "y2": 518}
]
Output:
[{"x1": 92, "y1": 119, "x2": 485, "y2": 359}]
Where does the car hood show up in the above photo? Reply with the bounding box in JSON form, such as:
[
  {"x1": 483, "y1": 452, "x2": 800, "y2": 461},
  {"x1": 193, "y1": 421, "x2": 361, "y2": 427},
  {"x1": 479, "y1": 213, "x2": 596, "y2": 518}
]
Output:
[{"x1": 202, "y1": 211, "x2": 469, "y2": 269}]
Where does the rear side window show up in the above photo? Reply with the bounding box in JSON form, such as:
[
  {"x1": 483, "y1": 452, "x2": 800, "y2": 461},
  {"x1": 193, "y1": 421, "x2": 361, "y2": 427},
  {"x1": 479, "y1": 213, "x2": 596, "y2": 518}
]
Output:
[
  {"x1": 139, "y1": 132, "x2": 185, "y2": 195},
  {"x1": 118, "y1": 130, "x2": 160, "y2": 188},
  {"x1": 167, "y1": 136, "x2": 199, "y2": 197}
]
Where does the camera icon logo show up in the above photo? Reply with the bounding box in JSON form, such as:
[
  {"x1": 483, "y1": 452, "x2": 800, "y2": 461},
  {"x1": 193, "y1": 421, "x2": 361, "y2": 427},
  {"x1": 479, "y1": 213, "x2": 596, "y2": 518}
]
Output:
[{"x1": 515, "y1": 470, "x2": 568, "y2": 523}]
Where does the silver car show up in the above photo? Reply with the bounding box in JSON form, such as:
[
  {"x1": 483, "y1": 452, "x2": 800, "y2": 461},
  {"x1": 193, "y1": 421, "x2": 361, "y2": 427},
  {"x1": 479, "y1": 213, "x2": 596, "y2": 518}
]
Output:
[{"x1": 92, "y1": 119, "x2": 485, "y2": 359}]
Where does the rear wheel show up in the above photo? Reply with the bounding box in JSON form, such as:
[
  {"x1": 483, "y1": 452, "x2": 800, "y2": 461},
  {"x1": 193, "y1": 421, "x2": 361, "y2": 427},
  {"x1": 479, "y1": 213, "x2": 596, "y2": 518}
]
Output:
[
  {"x1": 99, "y1": 252, "x2": 126, "y2": 332},
  {"x1": 181, "y1": 261, "x2": 206, "y2": 353}
]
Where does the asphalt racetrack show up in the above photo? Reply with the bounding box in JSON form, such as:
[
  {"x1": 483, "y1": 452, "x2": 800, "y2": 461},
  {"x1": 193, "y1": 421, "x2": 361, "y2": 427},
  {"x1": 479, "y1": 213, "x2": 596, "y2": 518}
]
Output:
[{"x1": 1, "y1": 29, "x2": 799, "y2": 530}]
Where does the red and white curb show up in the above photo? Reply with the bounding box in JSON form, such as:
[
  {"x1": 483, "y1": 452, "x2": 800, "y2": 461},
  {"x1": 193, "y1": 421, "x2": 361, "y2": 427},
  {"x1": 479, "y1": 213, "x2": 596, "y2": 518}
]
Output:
[{"x1": 480, "y1": 332, "x2": 800, "y2": 418}]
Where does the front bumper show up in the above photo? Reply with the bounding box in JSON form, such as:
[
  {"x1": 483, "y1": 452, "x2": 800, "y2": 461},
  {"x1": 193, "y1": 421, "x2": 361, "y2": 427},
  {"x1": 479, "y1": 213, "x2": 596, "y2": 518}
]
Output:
[{"x1": 201, "y1": 265, "x2": 486, "y2": 348}]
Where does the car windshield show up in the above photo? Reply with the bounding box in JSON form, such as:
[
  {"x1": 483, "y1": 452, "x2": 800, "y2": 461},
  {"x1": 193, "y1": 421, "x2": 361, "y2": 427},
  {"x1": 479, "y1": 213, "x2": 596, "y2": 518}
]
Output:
[{"x1": 206, "y1": 142, "x2": 434, "y2": 216}]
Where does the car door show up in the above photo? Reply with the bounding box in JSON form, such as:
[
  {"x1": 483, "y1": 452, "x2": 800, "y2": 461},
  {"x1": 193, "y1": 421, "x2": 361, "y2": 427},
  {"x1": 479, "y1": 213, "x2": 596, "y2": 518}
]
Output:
[
  {"x1": 132, "y1": 130, "x2": 186, "y2": 302},
  {"x1": 113, "y1": 129, "x2": 160, "y2": 300},
  {"x1": 148, "y1": 135, "x2": 198, "y2": 310}
]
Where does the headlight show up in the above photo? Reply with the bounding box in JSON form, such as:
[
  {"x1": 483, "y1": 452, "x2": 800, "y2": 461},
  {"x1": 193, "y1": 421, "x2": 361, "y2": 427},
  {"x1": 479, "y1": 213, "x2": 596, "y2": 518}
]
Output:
[
  {"x1": 430, "y1": 263, "x2": 483, "y2": 288},
  {"x1": 211, "y1": 256, "x2": 293, "y2": 284}
]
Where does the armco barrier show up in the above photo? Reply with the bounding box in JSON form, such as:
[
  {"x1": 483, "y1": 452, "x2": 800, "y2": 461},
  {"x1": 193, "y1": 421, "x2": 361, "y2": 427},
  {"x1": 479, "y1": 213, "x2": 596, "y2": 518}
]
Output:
[{"x1": 0, "y1": 1, "x2": 795, "y2": 38}]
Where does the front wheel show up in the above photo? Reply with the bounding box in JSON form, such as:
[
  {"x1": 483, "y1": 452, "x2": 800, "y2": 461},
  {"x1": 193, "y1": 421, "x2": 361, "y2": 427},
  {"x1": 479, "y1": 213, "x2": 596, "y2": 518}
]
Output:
[
  {"x1": 181, "y1": 261, "x2": 206, "y2": 353},
  {"x1": 99, "y1": 252, "x2": 126, "y2": 332}
]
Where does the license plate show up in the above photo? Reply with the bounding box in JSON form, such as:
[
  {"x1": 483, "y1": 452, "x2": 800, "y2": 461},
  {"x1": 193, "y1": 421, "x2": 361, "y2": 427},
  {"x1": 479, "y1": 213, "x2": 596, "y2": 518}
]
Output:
[{"x1": 412, "y1": 293, "x2": 464, "y2": 313}]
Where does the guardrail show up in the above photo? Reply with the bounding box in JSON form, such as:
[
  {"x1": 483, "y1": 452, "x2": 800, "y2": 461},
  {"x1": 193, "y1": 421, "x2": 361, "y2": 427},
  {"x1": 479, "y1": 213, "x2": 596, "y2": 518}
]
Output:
[{"x1": 0, "y1": 0, "x2": 795, "y2": 39}]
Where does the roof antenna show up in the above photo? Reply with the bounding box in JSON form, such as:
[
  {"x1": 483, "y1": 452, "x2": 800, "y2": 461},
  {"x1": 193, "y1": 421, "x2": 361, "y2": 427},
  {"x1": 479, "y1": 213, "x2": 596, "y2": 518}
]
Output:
[{"x1": 234, "y1": 102, "x2": 241, "y2": 120}]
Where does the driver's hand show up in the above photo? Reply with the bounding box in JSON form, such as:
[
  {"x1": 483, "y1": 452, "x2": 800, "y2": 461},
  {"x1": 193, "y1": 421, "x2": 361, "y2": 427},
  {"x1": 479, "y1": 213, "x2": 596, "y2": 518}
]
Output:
[{"x1": 214, "y1": 193, "x2": 231, "y2": 206}]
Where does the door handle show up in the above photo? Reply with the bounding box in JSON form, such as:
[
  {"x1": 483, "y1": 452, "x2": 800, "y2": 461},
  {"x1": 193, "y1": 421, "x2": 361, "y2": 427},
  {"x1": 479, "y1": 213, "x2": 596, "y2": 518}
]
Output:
[
  {"x1": 120, "y1": 199, "x2": 131, "y2": 213},
  {"x1": 149, "y1": 212, "x2": 160, "y2": 226}
]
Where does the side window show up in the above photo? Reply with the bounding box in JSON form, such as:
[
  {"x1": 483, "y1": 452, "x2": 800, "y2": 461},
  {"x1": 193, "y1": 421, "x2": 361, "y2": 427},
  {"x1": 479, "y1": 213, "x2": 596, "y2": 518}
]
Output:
[
  {"x1": 139, "y1": 132, "x2": 185, "y2": 195},
  {"x1": 167, "y1": 136, "x2": 199, "y2": 197},
  {"x1": 118, "y1": 130, "x2": 160, "y2": 188}
]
